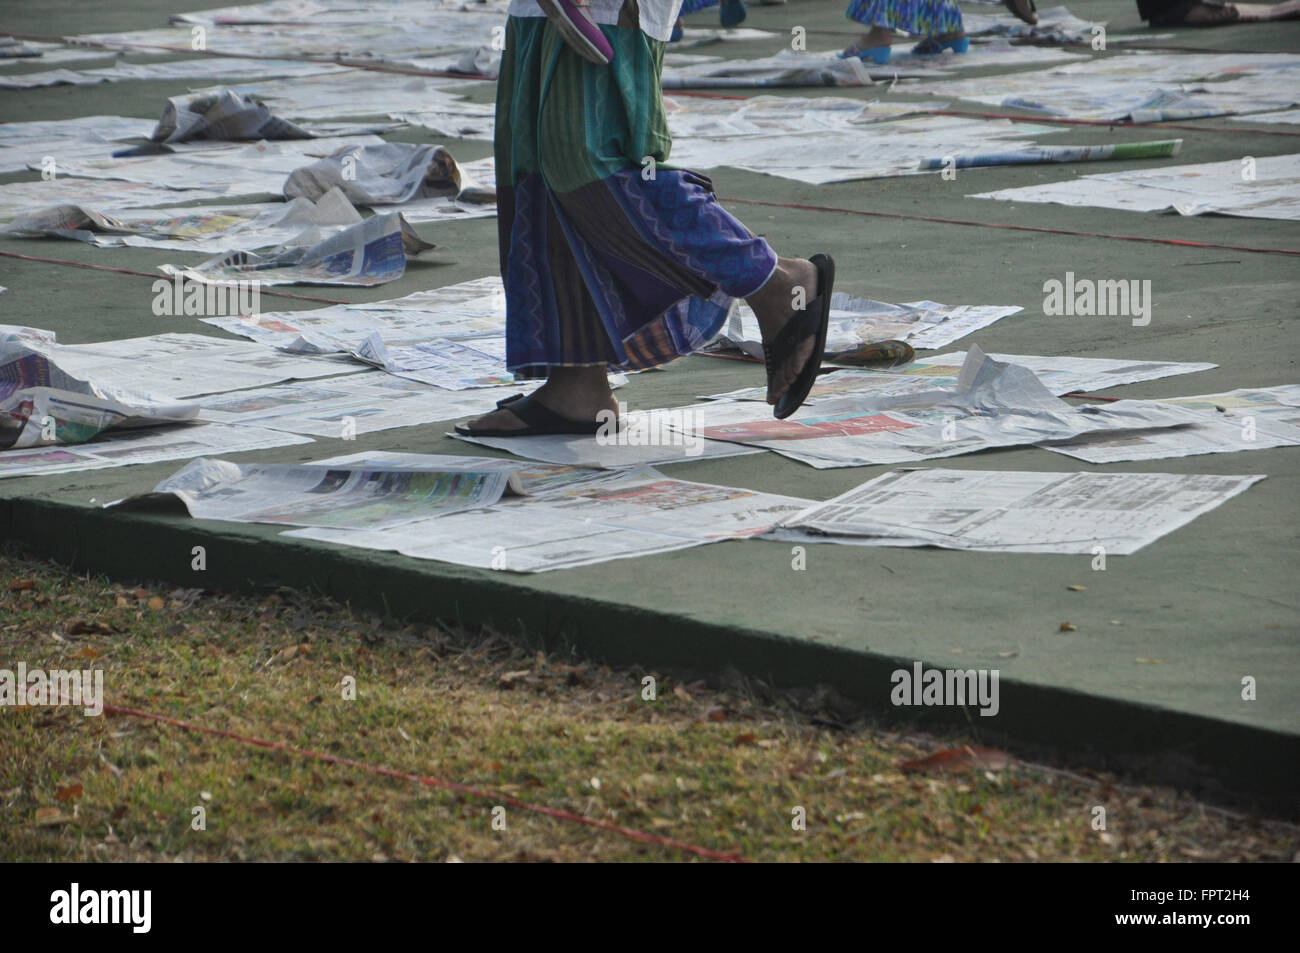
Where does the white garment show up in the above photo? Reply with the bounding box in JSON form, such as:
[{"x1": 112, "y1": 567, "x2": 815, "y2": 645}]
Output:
[{"x1": 507, "y1": 0, "x2": 685, "y2": 43}]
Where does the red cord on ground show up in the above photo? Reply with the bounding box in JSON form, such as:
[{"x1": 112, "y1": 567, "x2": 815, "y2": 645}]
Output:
[{"x1": 100, "y1": 702, "x2": 750, "y2": 863}]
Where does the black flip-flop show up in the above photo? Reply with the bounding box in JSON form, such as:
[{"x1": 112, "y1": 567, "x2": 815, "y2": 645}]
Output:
[
  {"x1": 454, "y1": 393, "x2": 605, "y2": 437},
  {"x1": 1002, "y1": 0, "x2": 1037, "y2": 25},
  {"x1": 765, "y1": 253, "x2": 835, "y2": 420}
]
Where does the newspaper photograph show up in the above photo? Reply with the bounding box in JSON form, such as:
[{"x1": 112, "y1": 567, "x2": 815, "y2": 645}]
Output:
[{"x1": 1, "y1": 340, "x2": 198, "y2": 450}]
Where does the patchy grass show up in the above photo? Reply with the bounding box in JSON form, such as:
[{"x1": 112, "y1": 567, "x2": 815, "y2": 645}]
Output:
[{"x1": 1, "y1": 549, "x2": 1295, "y2": 863}]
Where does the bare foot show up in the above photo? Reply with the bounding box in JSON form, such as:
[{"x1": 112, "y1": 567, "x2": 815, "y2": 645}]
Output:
[
  {"x1": 746, "y1": 257, "x2": 820, "y2": 405},
  {"x1": 461, "y1": 366, "x2": 617, "y2": 434}
]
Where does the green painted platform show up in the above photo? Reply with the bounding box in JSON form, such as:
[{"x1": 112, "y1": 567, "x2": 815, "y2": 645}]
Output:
[{"x1": 1, "y1": 0, "x2": 1297, "y2": 814}]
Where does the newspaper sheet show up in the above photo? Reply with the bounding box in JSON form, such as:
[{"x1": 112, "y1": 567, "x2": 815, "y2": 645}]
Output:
[
  {"x1": 660, "y1": 40, "x2": 1085, "y2": 90},
  {"x1": 702, "y1": 352, "x2": 1218, "y2": 404},
  {"x1": 0, "y1": 116, "x2": 155, "y2": 145},
  {"x1": 915, "y1": 52, "x2": 1300, "y2": 122},
  {"x1": 961, "y1": 4, "x2": 1104, "y2": 43},
  {"x1": 284, "y1": 465, "x2": 813, "y2": 572},
  {"x1": 707, "y1": 295, "x2": 1023, "y2": 360},
  {"x1": 38, "y1": 136, "x2": 387, "y2": 198},
  {"x1": 1042, "y1": 385, "x2": 1300, "y2": 462},
  {"x1": 0, "y1": 420, "x2": 312, "y2": 479},
  {"x1": 351, "y1": 334, "x2": 513, "y2": 389},
  {"x1": 0, "y1": 57, "x2": 349, "y2": 90},
  {"x1": 667, "y1": 114, "x2": 1064, "y2": 184},
  {"x1": 0, "y1": 116, "x2": 158, "y2": 174},
  {"x1": 0, "y1": 179, "x2": 239, "y2": 220},
  {"x1": 39, "y1": 332, "x2": 360, "y2": 399},
  {"x1": 121, "y1": 456, "x2": 522, "y2": 529},
  {"x1": 85, "y1": 2, "x2": 509, "y2": 65},
  {"x1": 218, "y1": 72, "x2": 482, "y2": 121},
  {"x1": 202, "y1": 275, "x2": 506, "y2": 353},
  {"x1": 303, "y1": 450, "x2": 608, "y2": 497},
  {"x1": 1, "y1": 188, "x2": 363, "y2": 253},
  {"x1": 663, "y1": 95, "x2": 941, "y2": 139},
  {"x1": 684, "y1": 346, "x2": 1204, "y2": 469},
  {"x1": 196, "y1": 373, "x2": 540, "y2": 436},
  {"x1": 1, "y1": 340, "x2": 198, "y2": 450},
  {"x1": 776, "y1": 468, "x2": 1266, "y2": 555},
  {"x1": 159, "y1": 211, "x2": 432, "y2": 287},
  {"x1": 969, "y1": 154, "x2": 1300, "y2": 221},
  {"x1": 283, "y1": 142, "x2": 494, "y2": 206}
]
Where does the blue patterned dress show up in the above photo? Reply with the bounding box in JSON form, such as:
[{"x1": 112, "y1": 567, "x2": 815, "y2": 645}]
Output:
[{"x1": 845, "y1": 0, "x2": 963, "y2": 35}]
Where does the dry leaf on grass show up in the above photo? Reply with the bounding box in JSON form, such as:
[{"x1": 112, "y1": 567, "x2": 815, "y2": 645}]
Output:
[
  {"x1": 898, "y1": 745, "x2": 1012, "y2": 774},
  {"x1": 55, "y1": 783, "x2": 82, "y2": 802}
]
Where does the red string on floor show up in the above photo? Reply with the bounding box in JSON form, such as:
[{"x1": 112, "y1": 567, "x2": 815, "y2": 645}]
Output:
[
  {"x1": 719, "y1": 196, "x2": 1300, "y2": 257},
  {"x1": 100, "y1": 701, "x2": 750, "y2": 863},
  {"x1": 0, "y1": 249, "x2": 352, "y2": 304}
]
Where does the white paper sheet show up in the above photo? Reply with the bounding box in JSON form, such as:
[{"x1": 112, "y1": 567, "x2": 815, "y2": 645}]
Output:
[
  {"x1": 707, "y1": 295, "x2": 1023, "y2": 361},
  {"x1": 915, "y1": 51, "x2": 1300, "y2": 122},
  {"x1": 285, "y1": 465, "x2": 813, "y2": 571},
  {"x1": 969, "y1": 154, "x2": 1300, "y2": 221},
  {"x1": 41, "y1": 333, "x2": 361, "y2": 399},
  {"x1": 0, "y1": 340, "x2": 198, "y2": 451},
  {"x1": 0, "y1": 420, "x2": 312, "y2": 479},
  {"x1": 777, "y1": 468, "x2": 1266, "y2": 554},
  {"x1": 158, "y1": 211, "x2": 432, "y2": 286},
  {"x1": 1043, "y1": 385, "x2": 1300, "y2": 462},
  {"x1": 1, "y1": 188, "x2": 363, "y2": 252},
  {"x1": 196, "y1": 372, "x2": 540, "y2": 436},
  {"x1": 684, "y1": 346, "x2": 1205, "y2": 469},
  {"x1": 126, "y1": 455, "x2": 519, "y2": 529},
  {"x1": 703, "y1": 352, "x2": 1217, "y2": 404},
  {"x1": 668, "y1": 114, "x2": 1064, "y2": 184}
]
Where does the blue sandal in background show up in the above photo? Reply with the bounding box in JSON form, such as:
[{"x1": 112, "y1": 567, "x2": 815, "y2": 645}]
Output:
[{"x1": 911, "y1": 34, "x2": 969, "y2": 55}]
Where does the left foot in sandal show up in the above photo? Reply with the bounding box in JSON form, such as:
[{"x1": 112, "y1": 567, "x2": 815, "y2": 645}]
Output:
[{"x1": 457, "y1": 366, "x2": 616, "y2": 436}]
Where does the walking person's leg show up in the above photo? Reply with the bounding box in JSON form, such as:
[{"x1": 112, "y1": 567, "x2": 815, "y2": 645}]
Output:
[{"x1": 461, "y1": 11, "x2": 831, "y2": 436}]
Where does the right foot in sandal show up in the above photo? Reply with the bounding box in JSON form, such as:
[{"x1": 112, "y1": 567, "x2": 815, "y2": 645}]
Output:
[
  {"x1": 746, "y1": 257, "x2": 821, "y2": 406},
  {"x1": 1178, "y1": 0, "x2": 1241, "y2": 24},
  {"x1": 1002, "y1": 0, "x2": 1038, "y2": 25}
]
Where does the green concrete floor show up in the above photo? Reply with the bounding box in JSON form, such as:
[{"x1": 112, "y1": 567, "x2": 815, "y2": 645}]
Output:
[{"x1": 1, "y1": 1, "x2": 1297, "y2": 812}]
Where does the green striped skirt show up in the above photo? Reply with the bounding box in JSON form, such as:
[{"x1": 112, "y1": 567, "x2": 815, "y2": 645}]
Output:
[{"x1": 494, "y1": 13, "x2": 778, "y2": 377}]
